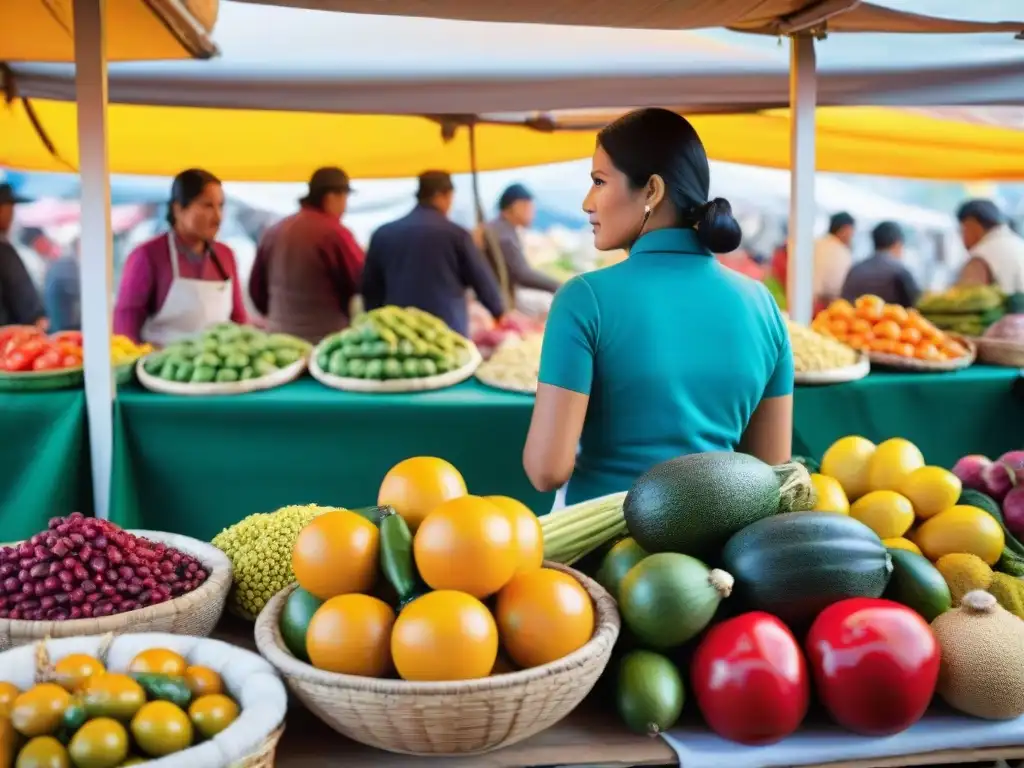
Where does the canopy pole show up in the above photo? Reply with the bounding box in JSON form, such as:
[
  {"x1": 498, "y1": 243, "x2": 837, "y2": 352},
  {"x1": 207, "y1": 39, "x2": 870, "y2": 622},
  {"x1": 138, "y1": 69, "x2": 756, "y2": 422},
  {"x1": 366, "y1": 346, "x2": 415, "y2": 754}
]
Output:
[
  {"x1": 73, "y1": 0, "x2": 115, "y2": 520},
  {"x1": 787, "y1": 34, "x2": 817, "y2": 325}
]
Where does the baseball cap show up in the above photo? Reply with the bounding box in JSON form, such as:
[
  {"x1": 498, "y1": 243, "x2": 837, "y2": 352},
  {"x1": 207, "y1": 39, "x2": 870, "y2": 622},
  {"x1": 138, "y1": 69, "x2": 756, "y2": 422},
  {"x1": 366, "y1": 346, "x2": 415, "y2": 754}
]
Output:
[
  {"x1": 301, "y1": 167, "x2": 353, "y2": 205},
  {"x1": 498, "y1": 184, "x2": 533, "y2": 211},
  {"x1": 416, "y1": 170, "x2": 454, "y2": 201}
]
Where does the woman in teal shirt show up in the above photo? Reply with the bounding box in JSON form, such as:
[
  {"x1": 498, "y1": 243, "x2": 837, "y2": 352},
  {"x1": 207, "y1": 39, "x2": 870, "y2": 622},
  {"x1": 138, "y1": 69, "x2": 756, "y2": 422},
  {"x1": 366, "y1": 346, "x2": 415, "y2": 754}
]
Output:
[{"x1": 523, "y1": 108, "x2": 793, "y2": 506}]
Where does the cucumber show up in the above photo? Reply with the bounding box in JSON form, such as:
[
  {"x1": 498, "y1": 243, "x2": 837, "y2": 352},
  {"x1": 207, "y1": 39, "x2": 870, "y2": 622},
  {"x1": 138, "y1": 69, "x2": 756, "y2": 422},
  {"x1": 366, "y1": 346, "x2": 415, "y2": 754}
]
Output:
[
  {"x1": 279, "y1": 586, "x2": 324, "y2": 662},
  {"x1": 131, "y1": 673, "x2": 192, "y2": 709},
  {"x1": 379, "y1": 506, "x2": 423, "y2": 608},
  {"x1": 883, "y1": 548, "x2": 952, "y2": 622},
  {"x1": 616, "y1": 650, "x2": 684, "y2": 736}
]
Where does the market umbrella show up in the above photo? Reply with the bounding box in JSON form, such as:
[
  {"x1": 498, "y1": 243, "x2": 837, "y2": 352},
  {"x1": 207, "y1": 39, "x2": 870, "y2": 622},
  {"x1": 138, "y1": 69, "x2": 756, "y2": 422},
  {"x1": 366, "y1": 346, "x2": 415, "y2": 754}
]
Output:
[{"x1": 0, "y1": 0, "x2": 219, "y2": 61}]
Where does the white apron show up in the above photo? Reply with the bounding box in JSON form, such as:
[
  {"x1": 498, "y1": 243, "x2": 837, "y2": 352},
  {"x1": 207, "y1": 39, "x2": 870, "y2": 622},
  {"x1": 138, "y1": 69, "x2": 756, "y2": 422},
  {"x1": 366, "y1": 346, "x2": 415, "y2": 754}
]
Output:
[{"x1": 140, "y1": 234, "x2": 234, "y2": 347}]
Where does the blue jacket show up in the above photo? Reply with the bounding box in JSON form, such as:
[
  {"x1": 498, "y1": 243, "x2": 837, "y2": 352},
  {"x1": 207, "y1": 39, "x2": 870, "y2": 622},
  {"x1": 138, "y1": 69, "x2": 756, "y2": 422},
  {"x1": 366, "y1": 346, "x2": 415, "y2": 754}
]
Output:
[{"x1": 362, "y1": 205, "x2": 504, "y2": 335}]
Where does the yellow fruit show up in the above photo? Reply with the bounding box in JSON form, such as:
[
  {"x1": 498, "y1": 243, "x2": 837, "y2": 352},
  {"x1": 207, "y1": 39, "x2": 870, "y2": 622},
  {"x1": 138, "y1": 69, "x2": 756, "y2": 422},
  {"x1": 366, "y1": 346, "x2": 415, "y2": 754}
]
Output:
[
  {"x1": 915, "y1": 505, "x2": 1005, "y2": 566},
  {"x1": 11, "y1": 684, "x2": 71, "y2": 737},
  {"x1": 16, "y1": 736, "x2": 70, "y2": 768},
  {"x1": 935, "y1": 553, "x2": 994, "y2": 605},
  {"x1": 820, "y1": 436, "x2": 876, "y2": 501},
  {"x1": 866, "y1": 438, "x2": 925, "y2": 493},
  {"x1": 900, "y1": 466, "x2": 962, "y2": 519},
  {"x1": 130, "y1": 702, "x2": 193, "y2": 757},
  {"x1": 882, "y1": 537, "x2": 923, "y2": 556},
  {"x1": 849, "y1": 491, "x2": 915, "y2": 539},
  {"x1": 810, "y1": 474, "x2": 849, "y2": 514}
]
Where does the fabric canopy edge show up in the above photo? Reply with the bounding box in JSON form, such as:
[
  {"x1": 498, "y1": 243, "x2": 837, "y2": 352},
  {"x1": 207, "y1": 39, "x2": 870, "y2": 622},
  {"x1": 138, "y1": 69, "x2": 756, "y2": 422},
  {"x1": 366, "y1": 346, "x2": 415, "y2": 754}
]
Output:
[{"x1": 147, "y1": 0, "x2": 222, "y2": 59}]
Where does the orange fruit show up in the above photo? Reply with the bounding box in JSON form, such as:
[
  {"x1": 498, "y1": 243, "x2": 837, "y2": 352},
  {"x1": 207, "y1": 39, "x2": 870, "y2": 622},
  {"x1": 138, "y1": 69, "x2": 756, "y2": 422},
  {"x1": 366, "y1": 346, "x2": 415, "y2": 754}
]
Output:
[
  {"x1": 870, "y1": 338, "x2": 895, "y2": 354},
  {"x1": 53, "y1": 654, "x2": 105, "y2": 693},
  {"x1": 871, "y1": 320, "x2": 902, "y2": 341},
  {"x1": 849, "y1": 318, "x2": 872, "y2": 335},
  {"x1": 496, "y1": 569, "x2": 595, "y2": 669},
  {"x1": 414, "y1": 496, "x2": 517, "y2": 598},
  {"x1": 944, "y1": 341, "x2": 968, "y2": 358},
  {"x1": 378, "y1": 456, "x2": 467, "y2": 532},
  {"x1": 855, "y1": 294, "x2": 885, "y2": 310},
  {"x1": 893, "y1": 342, "x2": 916, "y2": 358},
  {"x1": 828, "y1": 319, "x2": 850, "y2": 336},
  {"x1": 485, "y1": 496, "x2": 544, "y2": 574},
  {"x1": 899, "y1": 327, "x2": 922, "y2": 345},
  {"x1": 915, "y1": 342, "x2": 942, "y2": 361},
  {"x1": 128, "y1": 649, "x2": 187, "y2": 677},
  {"x1": 306, "y1": 594, "x2": 395, "y2": 677},
  {"x1": 827, "y1": 299, "x2": 855, "y2": 319},
  {"x1": 846, "y1": 335, "x2": 867, "y2": 350},
  {"x1": 184, "y1": 666, "x2": 223, "y2": 697},
  {"x1": 292, "y1": 510, "x2": 379, "y2": 600},
  {"x1": 881, "y1": 304, "x2": 909, "y2": 324},
  {"x1": 0, "y1": 682, "x2": 18, "y2": 717},
  {"x1": 391, "y1": 591, "x2": 497, "y2": 681}
]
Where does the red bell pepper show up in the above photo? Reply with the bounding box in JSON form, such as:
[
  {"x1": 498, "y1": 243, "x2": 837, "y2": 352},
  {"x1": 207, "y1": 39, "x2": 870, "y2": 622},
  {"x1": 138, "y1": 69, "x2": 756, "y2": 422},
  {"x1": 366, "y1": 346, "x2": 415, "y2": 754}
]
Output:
[
  {"x1": 691, "y1": 612, "x2": 810, "y2": 745},
  {"x1": 805, "y1": 597, "x2": 939, "y2": 736}
]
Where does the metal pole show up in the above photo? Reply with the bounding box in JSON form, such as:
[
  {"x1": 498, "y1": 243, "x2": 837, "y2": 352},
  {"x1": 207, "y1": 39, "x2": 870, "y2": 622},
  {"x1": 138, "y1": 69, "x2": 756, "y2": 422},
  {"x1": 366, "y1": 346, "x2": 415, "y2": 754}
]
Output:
[
  {"x1": 73, "y1": 0, "x2": 115, "y2": 520},
  {"x1": 787, "y1": 34, "x2": 817, "y2": 325}
]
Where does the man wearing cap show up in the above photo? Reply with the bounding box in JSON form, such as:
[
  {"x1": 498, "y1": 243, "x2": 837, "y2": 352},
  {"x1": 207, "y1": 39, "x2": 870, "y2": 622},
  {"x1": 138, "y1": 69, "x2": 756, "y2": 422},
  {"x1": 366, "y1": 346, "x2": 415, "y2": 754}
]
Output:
[
  {"x1": 956, "y1": 199, "x2": 1024, "y2": 294},
  {"x1": 362, "y1": 170, "x2": 505, "y2": 336},
  {"x1": 249, "y1": 167, "x2": 365, "y2": 344},
  {"x1": 0, "y1": 184, "x2": 46, "y2": 329},
  {"x1": 482, "y1": 184, "x2": 560, "y2": 312}
]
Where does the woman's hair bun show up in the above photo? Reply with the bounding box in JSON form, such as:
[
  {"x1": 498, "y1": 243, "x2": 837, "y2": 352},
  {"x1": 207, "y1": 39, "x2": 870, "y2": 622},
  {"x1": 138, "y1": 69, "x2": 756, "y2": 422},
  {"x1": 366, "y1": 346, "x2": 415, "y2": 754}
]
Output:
[{"x1": 696, "y1": 197, "x2": 742, "y2": 254}]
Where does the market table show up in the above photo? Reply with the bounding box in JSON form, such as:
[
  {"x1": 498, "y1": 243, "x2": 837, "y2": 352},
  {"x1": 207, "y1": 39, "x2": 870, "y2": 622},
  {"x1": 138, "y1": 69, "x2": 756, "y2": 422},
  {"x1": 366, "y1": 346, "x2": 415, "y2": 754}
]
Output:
[
  {"x1": 110, "y1": 367, "x2": 1023, "y2": 539},
  {"x1": 0, "y1": 389, "x2": 92, "y2": 539}
]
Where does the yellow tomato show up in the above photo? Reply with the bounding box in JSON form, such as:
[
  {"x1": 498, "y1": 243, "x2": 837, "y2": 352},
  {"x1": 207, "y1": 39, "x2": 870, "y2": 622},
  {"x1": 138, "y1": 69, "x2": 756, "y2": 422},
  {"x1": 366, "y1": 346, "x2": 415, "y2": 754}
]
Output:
[
  {"x1": 850, "y1": 491, "x2": 916, "y2": 539},
  {"x1": 899, "y1": 466, "x2": 962, "y2": 520},
  {"x1": 866, "y1": 438, "x2": 925, "y2": 493},
  {"x1": 810, "y1": 474, "x2": 850, "y2": 515},
  {"x1": 820, "y1": 436, "x2": 876, "y2": 501},
  {"x1": 882, "y1": 537, "x2": 923, "y2": 556},
  {"x1": 915, "y1": 505, "x2": 1005, "y2": 565}
]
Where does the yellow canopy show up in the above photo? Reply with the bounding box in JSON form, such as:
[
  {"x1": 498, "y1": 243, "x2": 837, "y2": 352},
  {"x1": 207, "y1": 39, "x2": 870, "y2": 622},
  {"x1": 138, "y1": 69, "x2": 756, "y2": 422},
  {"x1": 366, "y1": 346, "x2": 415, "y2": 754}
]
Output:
[
  {"x1": 1, "y1": 0, "x2": 219, "y2": 62},
  {"x1": 3, "y1": 97, "x2": 1024, "y2": 181}
]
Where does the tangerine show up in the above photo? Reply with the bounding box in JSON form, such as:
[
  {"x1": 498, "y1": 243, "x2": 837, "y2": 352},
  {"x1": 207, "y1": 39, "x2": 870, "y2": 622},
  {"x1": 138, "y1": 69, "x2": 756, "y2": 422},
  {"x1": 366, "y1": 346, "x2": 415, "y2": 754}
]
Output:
[
  {"x1": 53, "y1": 654, "x2": 104, "y2": 693},
  {"x1": 485, "y1": 496, "x2": 544, "y2": 574},
  {"x1": 0, "y1": 681, "x2": 19, "y2": 717},
  {"x1": 292, "y1": 510, "x2": 379, "y2": 600},
  {"x1": 881, "y1": 304, "x2": 909, "y2": 324},
  {"x1": 306, "y1": 594, "x2": 395, "y2": 677},
  {"x1": 871, "y1": 320, "x2": 902, "y2": 341},
  {"x1": 893, "y1": 342, "x2": 916, "y2": 358},
  {"x1": 10, "y1": 685, "x2": 70, "y2": 738},
  {"x1": 827, "y1": 299, "x2": 855, "y2": 318},
  {"x1": 378, "y1": 456, "x2": 467, "y2": 531},
  {"x1": 849, "y1": 318, "x2": 872, "y2": 335},
  {"x1": 413, "y1": 496, "x2": 517, "y2": 598},
  {"x1": 828, "y1": 319, "x2": 850, "y2": 336},
  {"x1": 899, "y1": 327, "x2": 922, "y2": 345},
  {"x1": 496, "y1": 569, "x2": 595, "y2": 669},
  {"x1": 183, "y1": 666, "x2": 223, "y2": 697},
  {"x1": 391, "y1": 591, "x2": 497, "y2": 681},
  {"x1": 128, "y1": 649, "x2": 187, "y2": 678}
]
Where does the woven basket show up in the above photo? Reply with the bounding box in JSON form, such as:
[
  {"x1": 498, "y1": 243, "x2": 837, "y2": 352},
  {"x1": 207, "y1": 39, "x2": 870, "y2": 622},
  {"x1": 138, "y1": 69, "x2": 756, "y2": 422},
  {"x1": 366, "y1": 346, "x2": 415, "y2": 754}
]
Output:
[
  {"x1": 309, "y1": 343, "x2": 482, "y2": 393},
  {"x1": 0, "y1": 632, "x2": 286, "y2": 767},
  {"x1": 976, "y1": 337, "x2": 1024, "y2": 368},
  {"x1": 868, "y1": 335, "x2": 977, "y2": 372},
  {"x1": 0, "y1": 530, "x2": 232, "y2": 651},
  {"x1": 794, "y1": 354, "x2": 871, "y2": 386},
  {"x1": 254, "y1": 562, "x2": 619, "y2": 756}
]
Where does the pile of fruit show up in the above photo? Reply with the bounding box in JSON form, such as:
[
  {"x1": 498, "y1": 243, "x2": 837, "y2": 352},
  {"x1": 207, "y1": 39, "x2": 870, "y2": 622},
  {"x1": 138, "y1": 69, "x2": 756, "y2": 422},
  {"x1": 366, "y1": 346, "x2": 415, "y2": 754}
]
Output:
[
  {"x1": 916, "y1": 285, "x2": 1006, "y2": 337},
  {"x1": 470, "y1": 311, "x2": 544, "y2": 360},
  {"x1": 0, "y1": 514, "x2": 208, "y2": 622},
  {"x1": 271, "y1": 457, "x2": 599, "y2": 682},
  {"x1": 785, "y1": 319, "x2": 860, "y2": 373},
  {"x1": 141, "y1": 323, "x2": 309, "y2": 386},
  {"x1": 1, "y1": 647, "x2": 240, "y2": 765},
  {"x1": 475, "y1": 333, "x2": 543, "y2": 392},
  {"x1": 111, "y1": 336, "x2": 153, "y2": 367},
  {"x1": 812, "y1": 295, "x2": 970, "y2": 362},
  {"x1": 0, "y1": 328, "x2": 153, "y2": 375},
  {"x1": 315, "y1": 306, "x2": 475, "y2": 381}
]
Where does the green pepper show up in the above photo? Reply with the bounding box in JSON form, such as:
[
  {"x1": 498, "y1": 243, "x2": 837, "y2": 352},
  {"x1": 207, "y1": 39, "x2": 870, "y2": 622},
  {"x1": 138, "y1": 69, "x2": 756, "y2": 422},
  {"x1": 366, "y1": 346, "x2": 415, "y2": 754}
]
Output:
[
  {"x1": 216, "y1": 368, "x2": 240, "y2": 383},
  {"x1": 378, "y1": 506, "x2": 423, "y2": 608},
  {"x1": 131, "y1": 673, "x2": 192, "y2": 709},
  {"x1": 240, "y1": 366, "x2": 256, "y2": 381},
  {"x1": 418, "y1": 359, "x2": 438, "y2": 377},
  {"x1": 365, "y1": 359, "x2": 384, "y2": 379},
  {"x1": 196, "y1": 352, "x2": 220, "y2": 369},
  {"x1": 224, "y1": 352, "x2": 250, "y2": 369},
  {"x1": 158, "y1": 360, "x2": 179, "y2": 381},
  {"x1": 402, "y1": 358, "x2": 420, "y2": 378},
  {"x1": 275, "y1": 348, "x2": 302, "y2": 366},
  {"x1": 328, "y1": 350, "x2": 349, "y2": 377},
  {"x1": 346, "y1": 358, "x2": 368, "y2": 378},
  {"x1": 254, "y1": 359, "x2": 279, "y2": 377},
  {"x1": 174, "y1": 362, "x2": 195, "y2": 383},
  {"x1": 383, "y1": 358, "x2": 403, "y2": 379},
  {"x1": 191, "y1": 366, "x2": 217, "y2": 383}
]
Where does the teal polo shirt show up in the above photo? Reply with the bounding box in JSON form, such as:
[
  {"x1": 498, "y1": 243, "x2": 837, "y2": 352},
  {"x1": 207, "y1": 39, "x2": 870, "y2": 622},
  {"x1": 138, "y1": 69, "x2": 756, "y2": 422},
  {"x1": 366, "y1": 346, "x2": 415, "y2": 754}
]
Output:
[{"x1": 538, "y1": 227, "x2": 793, "y2": 505}]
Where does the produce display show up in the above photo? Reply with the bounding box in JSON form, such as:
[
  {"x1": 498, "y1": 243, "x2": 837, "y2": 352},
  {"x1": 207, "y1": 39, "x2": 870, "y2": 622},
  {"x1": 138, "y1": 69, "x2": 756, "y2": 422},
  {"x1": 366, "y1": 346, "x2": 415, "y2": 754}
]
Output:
[
  {"x1": 916, "y1": 285, "x2": 1006, "y2": 337},
  {"x1": 475, "y1": 333, "x2": 542, "y2": 392},
  {"x1": 812, "y1": 295, "x2": 971, "y2": 363},
  {"x1": 470, "y1": 307, "x2": 544, "y2": 359},
  {"x1": 785, "y1": 319, "x2": 861, "y2": 373},
  {"x1": 0, "y1": 327, "x2": 150, "y2": 375},
  {"x1": 0, "y1": 514, "x2": 208, "y2": 621},
  {"x1": 313, "y1": 306, "x2": 476, "y2": 382},
  {"x1": 140, "y1": 323, "x2": 309, "y2": 387},
  {"x1": 1, "y1": 646, "x2": 240, "y2": 765}
]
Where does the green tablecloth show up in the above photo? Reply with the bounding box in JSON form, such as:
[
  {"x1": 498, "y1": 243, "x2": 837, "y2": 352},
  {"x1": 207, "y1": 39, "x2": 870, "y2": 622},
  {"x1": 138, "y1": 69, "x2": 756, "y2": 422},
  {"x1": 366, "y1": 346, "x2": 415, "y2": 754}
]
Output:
[
  {"x1": 110, "y1": 366, "x2": 1023, "y2": 540},
  {"x1": 0, "y1": 390, "x2": 92, "y2": 539}
]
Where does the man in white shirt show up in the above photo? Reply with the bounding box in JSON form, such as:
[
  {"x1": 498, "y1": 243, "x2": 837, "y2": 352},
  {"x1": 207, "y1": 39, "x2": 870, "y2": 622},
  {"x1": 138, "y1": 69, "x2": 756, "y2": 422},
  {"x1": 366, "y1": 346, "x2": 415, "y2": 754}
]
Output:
[
  {"x1": 813, "y1": 212, "x2": 855, "y2": 312},
  {"x1": 956, "y1": 199, "x2": 1024, "y2": 294}
]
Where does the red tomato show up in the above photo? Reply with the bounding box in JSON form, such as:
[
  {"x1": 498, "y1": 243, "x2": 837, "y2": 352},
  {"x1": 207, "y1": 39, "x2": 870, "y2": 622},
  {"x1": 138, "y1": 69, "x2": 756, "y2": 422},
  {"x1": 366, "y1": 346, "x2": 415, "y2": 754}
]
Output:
[
  {"x1": 61, "y1": 355, "x2": 81, "y2": 369},
  {"x1": 691, "y1": 612, "x2": 809, "y2": 745},
  {"x1": 50, "y1": 330, "x2": 83, "y2": 346},
  {"x1": 805, "y1": 598, "x2": 939, "y2": 736},
  {"x1": 32, "y1": 350, "x2": 63, "y2": 371}
]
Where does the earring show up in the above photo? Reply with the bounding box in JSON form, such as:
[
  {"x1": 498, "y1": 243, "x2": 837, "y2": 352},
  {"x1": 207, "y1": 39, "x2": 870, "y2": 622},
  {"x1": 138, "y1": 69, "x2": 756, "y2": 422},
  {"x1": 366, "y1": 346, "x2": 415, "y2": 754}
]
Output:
[{"x1": 644, "y1": 204, "x2": 651, "y2": 215}]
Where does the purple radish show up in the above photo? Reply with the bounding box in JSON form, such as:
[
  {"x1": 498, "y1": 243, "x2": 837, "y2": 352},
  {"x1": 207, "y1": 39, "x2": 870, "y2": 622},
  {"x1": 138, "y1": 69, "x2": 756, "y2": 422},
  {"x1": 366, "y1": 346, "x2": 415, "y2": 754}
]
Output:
[
  {"x1": 1003, "y1": 486, "x2": 1024, "y2": 540},
  {"x1": 997, "y1": 451, "x2": 1024, "y2": 485},
  {"x1": 953, "y1": 455, "x2": 992, "y2": 493},
  {"x1": 982, "y1": 461, "x2": 1017, "y2": 502}
]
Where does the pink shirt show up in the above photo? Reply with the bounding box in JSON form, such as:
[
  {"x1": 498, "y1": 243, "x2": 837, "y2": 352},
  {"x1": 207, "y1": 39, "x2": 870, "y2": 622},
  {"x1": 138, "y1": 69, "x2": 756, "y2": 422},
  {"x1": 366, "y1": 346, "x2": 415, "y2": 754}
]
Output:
[{"x1": 113, "y1": 234, "x2": 248, "y2": 343}]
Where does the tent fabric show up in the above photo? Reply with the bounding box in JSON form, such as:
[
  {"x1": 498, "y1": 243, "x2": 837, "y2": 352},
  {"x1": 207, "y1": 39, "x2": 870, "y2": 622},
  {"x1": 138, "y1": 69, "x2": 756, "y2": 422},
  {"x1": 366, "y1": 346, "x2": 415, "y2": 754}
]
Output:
[
  {"x1": 4, "y1": 97, "x2": 1024, "y2": 182},
  {"x1": 232, "y1": 0, "x2": 1024, "y2": 35},
  {"x1": 0, "y1": 0, "x2": 219, "y2": 62}
]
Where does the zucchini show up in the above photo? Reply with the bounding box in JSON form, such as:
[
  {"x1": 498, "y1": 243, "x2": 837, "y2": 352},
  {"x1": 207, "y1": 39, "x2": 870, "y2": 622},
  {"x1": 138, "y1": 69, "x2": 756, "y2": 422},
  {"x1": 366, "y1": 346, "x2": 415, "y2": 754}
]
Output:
[{"x1": 379, "y1": 506, "x2": 423, "y2": 607}]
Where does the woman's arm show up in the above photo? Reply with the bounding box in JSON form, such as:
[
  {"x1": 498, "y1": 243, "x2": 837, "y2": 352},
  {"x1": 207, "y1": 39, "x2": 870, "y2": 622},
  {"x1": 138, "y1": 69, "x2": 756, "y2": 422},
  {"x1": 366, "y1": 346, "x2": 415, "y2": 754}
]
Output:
[
  {"x1": 739, "y1": 394, "x2": 793, "y2": 465},
  {"x1": 113, "y1": 247, "x2": 155, "y2": 343},
  {"x1": 524, "y1": 384, "x2": 589, "y2": 492}
]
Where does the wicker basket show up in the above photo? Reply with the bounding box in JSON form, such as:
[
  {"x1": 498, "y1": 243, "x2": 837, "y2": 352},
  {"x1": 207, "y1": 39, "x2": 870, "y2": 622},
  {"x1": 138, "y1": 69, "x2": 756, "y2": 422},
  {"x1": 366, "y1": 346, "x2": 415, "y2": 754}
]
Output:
[
  {"x1": 254, "y1": 562, "x2": 619, "y2": 756},
  {"x1": 975, "y1": 337, "x2": 1024, "y2": 368},
  {"x1": 868, "y1": 335, "x2": 977, "y2": 372},
  {"x1": 0, "y1": 530, "x2": 232, "y2": 651},
  {"x1": 0, "y1": 632, "x2": 286, "y2": 767}
]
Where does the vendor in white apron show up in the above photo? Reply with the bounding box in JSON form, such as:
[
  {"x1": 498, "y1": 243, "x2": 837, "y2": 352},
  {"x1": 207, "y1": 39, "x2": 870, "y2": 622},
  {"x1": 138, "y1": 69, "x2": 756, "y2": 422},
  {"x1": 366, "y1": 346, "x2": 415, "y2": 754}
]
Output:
[{"x1": 113, "y1": 169, "x2": 248, "y2": 346}]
